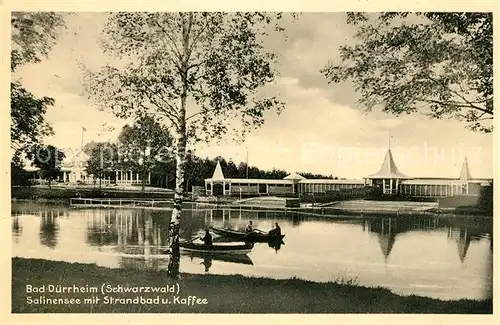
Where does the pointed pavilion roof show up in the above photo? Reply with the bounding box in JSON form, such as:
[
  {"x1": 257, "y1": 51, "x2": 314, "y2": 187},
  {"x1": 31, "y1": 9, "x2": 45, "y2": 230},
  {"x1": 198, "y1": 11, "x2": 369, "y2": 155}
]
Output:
[
  {"x1": 211, "y1": 161, "x2": 225, "y2": 181},
  {"x1": 459, "y1": 157, "x2": 472, "y2": 181},
  {"x1": 367, "y1": 149, "x2": 410, "y2": 179},
  {"x1": 457, "y1": 236, "x2": 471, "y2": 264},
  {"x1": 283, "y1": 172, "x2": 306, "y2": 180},
  {"x1": 378, "y1": 233, "x2": 397, "y2": 262}
]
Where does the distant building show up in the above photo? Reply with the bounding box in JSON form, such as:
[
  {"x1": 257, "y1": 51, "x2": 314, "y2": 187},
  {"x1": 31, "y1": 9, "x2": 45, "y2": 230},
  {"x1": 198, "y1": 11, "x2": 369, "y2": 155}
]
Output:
[
  {"x1": 204, "y1": 161, "x2": 364, "y2": 196},
  {"x1": 205, "y1": 149, "x2": 492, "y2": 198},
  {"x1": 364, "y1": 149, "x2": 492, "y2": 197},
  {"x1": 24, "y1": 148, "x2": 151, "y2": 186}
]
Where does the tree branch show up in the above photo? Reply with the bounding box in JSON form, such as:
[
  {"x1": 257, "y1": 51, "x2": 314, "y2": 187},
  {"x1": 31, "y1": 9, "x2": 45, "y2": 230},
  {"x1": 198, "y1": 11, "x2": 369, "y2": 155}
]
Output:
[
  {"x1": 427, "y1": 76, "x2": 493, "y2": 115},
  {"x1": 188, "y1": 15, "x2": 211, "y2": 57},
  {"x1": 152, "y1": 17, "x2": 183, "y2": 73},
  {"x1": 140, "y1": 92, "x2": 180, "y2": 130}
]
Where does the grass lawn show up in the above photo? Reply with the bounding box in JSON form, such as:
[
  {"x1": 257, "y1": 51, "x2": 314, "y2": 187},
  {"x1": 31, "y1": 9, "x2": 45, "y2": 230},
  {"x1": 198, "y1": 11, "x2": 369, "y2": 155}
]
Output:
[{"x1": 12, "y1": 258, "x2": 492, "y2": 314}]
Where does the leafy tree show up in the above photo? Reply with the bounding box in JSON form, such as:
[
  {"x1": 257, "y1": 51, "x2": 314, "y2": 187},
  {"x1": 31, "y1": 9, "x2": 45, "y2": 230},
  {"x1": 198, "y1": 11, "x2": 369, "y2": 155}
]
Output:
[
  {"x1": 263, "y1": 168, "x2": 288, "y2": 179},
  {"x1": 299, "y1": 172, "x2": 334, "y2": 179},
  {"x1": 83, "y1": 12, "x2": 291, "y2": 277},
  {"x1": 11, "y1": 162, "x2": 32, "y2": 187},
  {"x1": 11, "y1": 12, "x2": 66, "y2": 70},
  {"x1": 11, "y1": 12, "x2": 66, "y2": 164},
  {"x1": 29, "y1": 144, "x2": 66, "y2": 188},
  {"x1": 85, "y1": 142, "x2": 118, "y2": 189},
  {"x1": 11, "y1": 82, "x2": 55, "y2": 159},
  {"x1": 322, "y1": 12, "x2": 493, "y2": 132},
  {"x1": 184, "y1": 153, "x2": 214, "y2": 191},
  {"x1": 82, "y1": 141, "x2": 100, "y2": 155},
  {"x1": 117, "y1": 114, "x2": 174, "y2": 192}
]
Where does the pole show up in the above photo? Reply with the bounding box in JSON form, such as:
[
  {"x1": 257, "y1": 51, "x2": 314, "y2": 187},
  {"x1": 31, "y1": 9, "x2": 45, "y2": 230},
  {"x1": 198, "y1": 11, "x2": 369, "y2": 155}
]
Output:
[
  {"x1": 81, "y1": 126, "x2": 86, "y2": 151},
  {"x1": 246, "y1": 150, "x2": 249, "y2": 179}
]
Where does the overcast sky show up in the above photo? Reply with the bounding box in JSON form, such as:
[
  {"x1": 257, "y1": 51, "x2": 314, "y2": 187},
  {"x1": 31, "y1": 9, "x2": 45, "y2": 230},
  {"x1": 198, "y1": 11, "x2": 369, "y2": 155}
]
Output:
[{"x1": 13, "y1": 12, "x2": 493, "y2": 179}]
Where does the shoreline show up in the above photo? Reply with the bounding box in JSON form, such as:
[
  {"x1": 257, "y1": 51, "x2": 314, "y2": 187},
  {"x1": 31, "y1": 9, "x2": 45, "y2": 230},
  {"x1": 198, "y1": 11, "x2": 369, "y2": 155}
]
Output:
[
  {"x1": 11, "y1": 197, "x2": 493, "y2": 219},
  {"x1": 11, "y1": 258, "x2": 492, "y2": 314}
]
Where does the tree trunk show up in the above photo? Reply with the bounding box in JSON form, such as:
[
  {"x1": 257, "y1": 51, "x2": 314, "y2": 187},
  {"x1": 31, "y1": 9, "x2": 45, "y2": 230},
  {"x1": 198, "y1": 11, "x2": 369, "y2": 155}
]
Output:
[
  {"x1": 166, "y1": 127, "x2": 187, "y2": 277},
  {"x1": 166, "y1": 13, "x2": 191, "y2": 278}
]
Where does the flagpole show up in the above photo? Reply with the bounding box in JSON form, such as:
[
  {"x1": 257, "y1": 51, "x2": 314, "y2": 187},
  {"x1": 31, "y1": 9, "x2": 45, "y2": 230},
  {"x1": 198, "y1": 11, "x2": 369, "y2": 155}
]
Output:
[
  {"x1": 81, "y1": 127, "x2": 86, "y2": 150},
  {"x1": 245, "y1": 150, "x2": 249, "y2": 179}
]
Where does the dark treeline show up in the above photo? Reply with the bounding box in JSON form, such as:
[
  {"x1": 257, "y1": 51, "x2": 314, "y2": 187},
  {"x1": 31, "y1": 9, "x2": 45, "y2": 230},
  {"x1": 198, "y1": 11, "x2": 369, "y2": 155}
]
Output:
[
  {"x1": 13, "y1": 143, "x2": 335, "y2": 190},
  {"x1": 166, "y1": 151, "x2": 334, "y2": 190}
]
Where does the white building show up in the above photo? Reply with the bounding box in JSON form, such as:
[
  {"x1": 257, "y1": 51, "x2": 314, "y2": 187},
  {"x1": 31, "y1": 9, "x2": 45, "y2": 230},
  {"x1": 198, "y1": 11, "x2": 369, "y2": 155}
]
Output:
[{"x1": 25, "y1": 148, "x2": 151, "y2": 186}]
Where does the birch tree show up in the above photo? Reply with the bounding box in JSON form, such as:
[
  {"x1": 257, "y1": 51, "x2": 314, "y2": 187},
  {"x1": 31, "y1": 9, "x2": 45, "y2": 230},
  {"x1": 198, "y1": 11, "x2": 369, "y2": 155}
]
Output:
[{"x1": 83, "y1": 12, "x2": 291, "y2": 277}]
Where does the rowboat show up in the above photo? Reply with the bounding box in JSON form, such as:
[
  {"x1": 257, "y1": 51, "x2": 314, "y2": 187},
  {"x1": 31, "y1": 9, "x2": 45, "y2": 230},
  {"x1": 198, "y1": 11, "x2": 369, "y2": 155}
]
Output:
[
  {"x1": 183, "y1": 252, "x2": 254, "y2": 265},
  {"x1": 210, "y1": 226, "x2": 285, "y2": 242},
  {"x1": 179, "y1": 241, "x2": 254, "y2": 255}
]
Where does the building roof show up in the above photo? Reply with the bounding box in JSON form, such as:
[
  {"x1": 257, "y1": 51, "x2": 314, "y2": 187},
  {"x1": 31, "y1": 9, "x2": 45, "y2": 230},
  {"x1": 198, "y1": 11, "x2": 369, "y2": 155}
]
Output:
[
  {"x1": 211, "y1": 161, "x2": 225, "y2": 181},
  {"x1": 299, "y1": 179, "x2": 365, "y2": 184},
  {"x1": 205, "y1": 178, "x2": 367, "y2": 185},
  {"x1": 226, "y1": 179, "x2": 293, "y2": 185},
  {"x1": 283, "y1": 172, "x2": 306, "y2": 180},
  {"x1": 459, "y1": 157, "x2": 472, "y2": 181},
  {"x1": 366, "y1": 149, "x2": 411, "y2": 179}
]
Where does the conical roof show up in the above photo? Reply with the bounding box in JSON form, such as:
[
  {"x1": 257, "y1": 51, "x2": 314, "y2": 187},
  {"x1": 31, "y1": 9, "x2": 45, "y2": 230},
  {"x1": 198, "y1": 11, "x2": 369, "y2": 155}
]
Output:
[
  {"x1": 378, "y1": 233, "x2": 397, "y2": 262},
  {"x1": 459, "y1": 157, "x2": 472, "y2": 181},
  {"x1": 283, "y1": 172, "x2": 306, "y2": 180},
  {"x1": 367, "y1": 149, "x2": 410, "y2": 179},
  {"x1": 211, "y1": 161, "x2": 225, "y2": 180},
  {"x1": 457, "y1": 236, "x2": 471, "y2": 264}
]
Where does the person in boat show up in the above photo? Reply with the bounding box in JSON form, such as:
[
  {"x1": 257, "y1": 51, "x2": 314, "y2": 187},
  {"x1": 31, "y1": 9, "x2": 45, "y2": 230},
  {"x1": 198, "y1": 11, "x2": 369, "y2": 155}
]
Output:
[
  {"x1": 245, "y1": 221, "x2": 254, "y2": 233},
  {"x1": 269, "y1": 222, "x2": 281, "y2": 236},
  {"x1": 200, "y1": 229, "x2": 213, "y2": 246}
]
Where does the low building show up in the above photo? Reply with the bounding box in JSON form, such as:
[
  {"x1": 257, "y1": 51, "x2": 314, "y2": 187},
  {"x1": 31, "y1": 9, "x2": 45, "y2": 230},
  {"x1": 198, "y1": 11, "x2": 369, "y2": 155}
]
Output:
[
  {"x1": 24, "y1": 148, "x2": 151, "y2": 186},
  {"x1": 204, "y1": 149, "x2": 492, "y2": 199},
  {"x1": 365, "y1": 149, "x2": 492, "y2": 197},
  {"x1": 204, "y1": 161, "x2": 367, "y2": 197}
]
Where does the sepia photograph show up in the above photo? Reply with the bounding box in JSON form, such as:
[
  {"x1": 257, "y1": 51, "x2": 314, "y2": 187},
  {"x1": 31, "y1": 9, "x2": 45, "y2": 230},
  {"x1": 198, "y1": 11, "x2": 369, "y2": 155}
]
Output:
[{"x1": 5, "y1": 5, "x2": 496, "y2": 321}]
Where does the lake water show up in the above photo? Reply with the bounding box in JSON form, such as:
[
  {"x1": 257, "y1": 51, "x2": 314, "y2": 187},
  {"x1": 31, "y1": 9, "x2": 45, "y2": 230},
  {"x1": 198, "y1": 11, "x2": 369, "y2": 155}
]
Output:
[{"x1": 11, "y1": 201, "x2": 493, "y2": 301}]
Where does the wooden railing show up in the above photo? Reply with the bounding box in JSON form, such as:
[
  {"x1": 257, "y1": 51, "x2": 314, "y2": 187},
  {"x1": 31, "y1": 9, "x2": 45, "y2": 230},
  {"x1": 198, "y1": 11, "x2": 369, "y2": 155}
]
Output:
[{"x1": 69, "y1": 198, "x2": 172, "y2": 208}]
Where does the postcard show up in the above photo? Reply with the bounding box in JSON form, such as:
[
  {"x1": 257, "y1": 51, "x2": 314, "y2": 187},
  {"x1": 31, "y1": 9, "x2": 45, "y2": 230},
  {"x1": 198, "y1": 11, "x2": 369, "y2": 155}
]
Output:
[{"x1": 2, "y1": 1, "x2": 498, "y2": 325}]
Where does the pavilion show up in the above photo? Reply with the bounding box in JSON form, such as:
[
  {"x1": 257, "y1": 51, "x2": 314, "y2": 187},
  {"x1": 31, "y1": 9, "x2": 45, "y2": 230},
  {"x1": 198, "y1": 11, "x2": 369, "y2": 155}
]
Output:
[{"x1": 364, "y1": 149, "x2": 412, "y2": 195}]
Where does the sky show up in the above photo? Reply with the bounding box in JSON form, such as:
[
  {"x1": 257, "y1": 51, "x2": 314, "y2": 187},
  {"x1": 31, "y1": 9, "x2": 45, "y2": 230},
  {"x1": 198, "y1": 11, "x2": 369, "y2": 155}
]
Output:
[{"x1": 13, "y1": 12, "x2": 493, "y2": 179}]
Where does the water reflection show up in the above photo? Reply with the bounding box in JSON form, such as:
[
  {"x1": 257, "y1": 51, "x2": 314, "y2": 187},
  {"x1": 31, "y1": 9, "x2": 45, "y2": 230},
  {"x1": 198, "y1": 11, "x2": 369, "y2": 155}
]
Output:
[
  {"x1": 84, "y1": 209, "x2": 170, "y2": 248},
  {"x1": 39, "y1": 210, "x2": 61, "y2": 249},
  {"x1": 363, "y1": 216, "x2": 492, "y2": 264},
  {"x1": 11, "y1": 202, "x2": 493, "y2": 301},
  {"x1": 186, "y1": 253, "x2": 254, "y2": 273},
  {"x1": 268, "y1": 239, "x2": 284, "y2": 253},
  {"x1": 12, "y1": 216, "x2": 22, "y2": 235}
]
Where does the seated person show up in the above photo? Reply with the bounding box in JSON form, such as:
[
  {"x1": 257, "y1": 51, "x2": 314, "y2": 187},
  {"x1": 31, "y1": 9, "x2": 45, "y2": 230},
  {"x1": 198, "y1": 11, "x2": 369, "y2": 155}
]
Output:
[
  {"x1": 245, "y1": 221, "x2": 254, "y2": 233},
  {"x1": 269, "y1": 222, "x2": 281, "y2": 236}
]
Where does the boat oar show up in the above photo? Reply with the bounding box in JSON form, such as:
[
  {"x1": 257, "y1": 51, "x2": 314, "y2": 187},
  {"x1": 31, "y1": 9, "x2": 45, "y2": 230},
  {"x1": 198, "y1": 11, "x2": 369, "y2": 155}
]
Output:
[
  {"x1": 254, "y1": 228, "x2": 267, "y2": 234},
  {"x1": 189, "y1": 236, "x2": 201, "y2": 243}
]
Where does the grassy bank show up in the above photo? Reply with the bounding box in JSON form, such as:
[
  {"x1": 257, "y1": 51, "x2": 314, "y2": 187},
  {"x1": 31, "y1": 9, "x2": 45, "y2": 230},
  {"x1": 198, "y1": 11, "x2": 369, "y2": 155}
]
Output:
[
  {"x1": 12, "y1": 258, "x2": 492, "y2": 314},
  {"x1": 11, "y1": 186, "x2": 174, "y2": 200}
]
